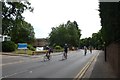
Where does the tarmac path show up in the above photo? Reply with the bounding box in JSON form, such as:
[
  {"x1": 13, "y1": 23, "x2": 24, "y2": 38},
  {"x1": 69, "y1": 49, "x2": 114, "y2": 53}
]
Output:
[{"x1": 1, "y1": 50, "x2": 100, "y2": 78}]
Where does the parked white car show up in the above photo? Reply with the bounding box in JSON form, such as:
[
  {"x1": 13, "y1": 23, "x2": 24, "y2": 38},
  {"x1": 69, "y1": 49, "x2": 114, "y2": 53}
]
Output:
[
  {"x1": 36, "y1": 47, "x2": 44, "y2": 51},
  {"x1": 0, "y1": 34, "x2": 11, "y2": 42}
]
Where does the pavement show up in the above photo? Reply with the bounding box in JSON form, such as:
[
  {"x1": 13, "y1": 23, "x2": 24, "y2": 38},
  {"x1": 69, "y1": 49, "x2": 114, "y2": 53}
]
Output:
[{"x1": 84, "y1": 51, "x2": 117, "y2": 79}]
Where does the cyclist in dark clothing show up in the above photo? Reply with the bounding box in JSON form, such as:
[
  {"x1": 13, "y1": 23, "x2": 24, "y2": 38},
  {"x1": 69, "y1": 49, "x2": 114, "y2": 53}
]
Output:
[
  {"x1": 45, "y1": 46, "x2": 51, "y2": 60},
  {"x1": 84, "y1": 46, "x2": 87, "y2": 56},
  {"x1": 64, "y1": 44, "x2": 68, "y2": 59}
]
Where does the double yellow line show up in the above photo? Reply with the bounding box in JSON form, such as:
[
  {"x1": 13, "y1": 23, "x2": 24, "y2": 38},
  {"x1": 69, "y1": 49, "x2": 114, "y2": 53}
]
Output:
[{"x1": 73, "y1": 53, "x2": 99, "y2": 80}]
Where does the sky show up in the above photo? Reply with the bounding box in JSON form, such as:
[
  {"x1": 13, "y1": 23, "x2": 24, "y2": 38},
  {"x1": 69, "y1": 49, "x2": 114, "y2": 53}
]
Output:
[{"x1": 22, "y1": 0, "x2": 102, "y2": 39}]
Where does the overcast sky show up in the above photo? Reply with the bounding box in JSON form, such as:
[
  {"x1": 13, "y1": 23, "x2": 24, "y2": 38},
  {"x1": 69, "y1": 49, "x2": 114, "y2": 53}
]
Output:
[{"x1": 22, "y1": 0, "x2": 101, "y2": 39}]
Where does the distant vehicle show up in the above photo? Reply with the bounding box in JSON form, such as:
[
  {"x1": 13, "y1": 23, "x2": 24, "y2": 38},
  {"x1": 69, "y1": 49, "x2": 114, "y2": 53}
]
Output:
[
  {"x1": 36, "y1": 47, "x2": 44, "y2": 51},
  {"x1": 0, "y1": 35, "x2": 11, "y2": 42}
]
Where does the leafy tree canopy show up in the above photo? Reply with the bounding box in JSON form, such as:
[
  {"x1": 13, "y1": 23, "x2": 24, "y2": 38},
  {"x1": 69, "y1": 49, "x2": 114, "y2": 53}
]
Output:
[
  {"x1": 79, "y1": 30, "x2": 104, "y2": 50},
  {"x1": 99, "y1": 2, "x2": 120, "y2": 45},
  {"x1": 2, "y1": 1, "x2": 33, "y2": 35},
  {"x1": 2, "y1": 1, "x2": 35, "y2": 44},
  {"x1": 49, "y1": 20, "x2": 81, "y2": 48}
]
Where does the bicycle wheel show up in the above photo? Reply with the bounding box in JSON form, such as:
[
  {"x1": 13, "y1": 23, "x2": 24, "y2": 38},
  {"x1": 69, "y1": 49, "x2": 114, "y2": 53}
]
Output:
[
  {"x1": 62, "y1": 53, "x2": 65, "y2": 60},
  {"x1": 65, "y1": 53, "x2": 67, "y2": 59},
  {"x1": 43, "y1": 55, "x2": 47, "y2": 61},
  {"x1": 49, "y1": 55, "x2": 52, "y2": 60}
]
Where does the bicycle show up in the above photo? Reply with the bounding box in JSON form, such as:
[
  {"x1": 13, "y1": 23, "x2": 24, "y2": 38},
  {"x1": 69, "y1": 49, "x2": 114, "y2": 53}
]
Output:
[
  {"x1": 62, "y1": 52, "x2": 67, "y2": 60},
  {"x1": 43, "y1": 54, "x2": 52, "y2": 61}
]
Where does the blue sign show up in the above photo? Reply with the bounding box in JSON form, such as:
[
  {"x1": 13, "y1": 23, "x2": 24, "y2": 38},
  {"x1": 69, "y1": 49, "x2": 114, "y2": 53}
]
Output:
[{"x1": 18, "y1": 43, "x2": 27, "y2": 49}]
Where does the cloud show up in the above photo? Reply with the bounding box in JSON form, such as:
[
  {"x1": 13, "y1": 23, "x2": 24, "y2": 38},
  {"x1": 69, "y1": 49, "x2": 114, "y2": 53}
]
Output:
[{"x1": 23, "y1": 0, "x2": 101, "y2": 38}]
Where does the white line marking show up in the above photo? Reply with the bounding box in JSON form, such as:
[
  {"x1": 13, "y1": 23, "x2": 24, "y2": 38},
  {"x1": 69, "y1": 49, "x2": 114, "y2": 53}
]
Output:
[{"x1": 2, "y1": 70, "x2": 28, "y2": 78}]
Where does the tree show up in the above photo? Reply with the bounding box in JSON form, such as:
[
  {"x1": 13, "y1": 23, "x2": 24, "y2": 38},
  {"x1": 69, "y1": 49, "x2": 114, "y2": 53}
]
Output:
[
  {"x1": 66, "y1": 21, "x2": 81, "y2": 47},
  {"x1": 91, "y1": 30, "x2": 104, "y2": 49},
  {"x1": 49, "y1": 20, "x2": 81, "y2": 48},
  {"x1": 99, "y1": 2, "x2": 120, "y2": 45},
  {"x1": 79, "y1": 30, "x2": 104, "y2": 50},
  {"x1": 2, "y1": 1, "x2": 33, "y2": 35},
  {"x1": 49, "y1": 24, "x2": 69, "y2": 47},
  {"x1": 10, "y1": 20, "x2": 35, "y2": 44},
  {"x1": 79, "y1": 38, "x2": 88, "y2": 49},
  {"x1": 2, "y1": 1, "x2": 35, "y2": 44}
]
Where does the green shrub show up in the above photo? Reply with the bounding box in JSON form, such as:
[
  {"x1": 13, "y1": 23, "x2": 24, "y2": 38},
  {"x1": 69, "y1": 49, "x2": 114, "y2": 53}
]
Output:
[
  {"x1": 2, "y1": 41, "x2": 17, "y2": 52},
  {"x1": 54, "y1": 49, "x2": 64, "y2": 52},
  {"x1": 54, "y1": 45, "x2": 62, "y2": 50},
  {"x1": 27, "y1": 44, "x2": 35, "y2": 51}
]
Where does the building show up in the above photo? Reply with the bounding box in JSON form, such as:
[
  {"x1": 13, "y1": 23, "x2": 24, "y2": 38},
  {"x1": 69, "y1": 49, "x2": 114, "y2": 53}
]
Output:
[{"x1": 33, "y1": 38, "x2": 49, "y2": 47}]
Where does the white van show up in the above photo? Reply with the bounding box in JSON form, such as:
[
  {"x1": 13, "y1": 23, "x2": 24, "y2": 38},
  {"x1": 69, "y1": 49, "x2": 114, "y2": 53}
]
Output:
[{"x1": 0, "y1": 34, "x2": 11, "y2": 42}]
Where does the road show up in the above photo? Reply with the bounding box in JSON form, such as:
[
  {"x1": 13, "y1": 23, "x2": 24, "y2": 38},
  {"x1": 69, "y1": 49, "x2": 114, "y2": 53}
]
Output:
[{"x1": 1, "y1": 50, "x2": 101, "y2": 78}]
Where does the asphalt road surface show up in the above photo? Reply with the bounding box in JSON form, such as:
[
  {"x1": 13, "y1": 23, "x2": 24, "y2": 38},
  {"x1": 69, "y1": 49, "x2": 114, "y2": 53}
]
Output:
[{"x1": 1, "y1": 50, "x2": 101, "y2": 78}]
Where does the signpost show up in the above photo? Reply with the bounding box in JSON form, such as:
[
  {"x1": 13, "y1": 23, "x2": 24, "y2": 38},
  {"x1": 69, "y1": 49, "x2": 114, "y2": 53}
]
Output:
[{"x1": 18, "y1": 43, "x2": 28, "y2": 53}]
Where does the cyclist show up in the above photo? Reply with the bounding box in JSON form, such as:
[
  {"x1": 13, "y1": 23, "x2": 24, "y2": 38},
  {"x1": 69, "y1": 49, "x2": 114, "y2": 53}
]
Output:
[
  {"x1": 45, "y1": 46, "x2": 51, "y2": 60},
  {"x1": 89, "y1": 46, "x2": 92, "y2": 53},
  {"x1": 84, "y1": 46, "x2": 87, "y2": 56},
  {"x1": 63, "y1": 44, "x2": 68, "y2": 59}
]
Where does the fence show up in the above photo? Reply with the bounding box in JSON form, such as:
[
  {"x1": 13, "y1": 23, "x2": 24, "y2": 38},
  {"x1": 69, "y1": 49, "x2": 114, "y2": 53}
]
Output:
[{"x1": 106, "y1": 39, "x2": 120, "y2": 77}]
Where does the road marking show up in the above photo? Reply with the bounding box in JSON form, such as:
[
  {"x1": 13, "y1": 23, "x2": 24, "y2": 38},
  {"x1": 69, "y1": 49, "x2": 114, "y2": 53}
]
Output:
[
  {"x1": 1, "y1": 52, "x2": 84, "y2": 66},
  {"x1": 1, "y1": 56, "x2": 43, "y2": 66},
  {"x1": 1, "y1": 53, "x2": 63, "y2": 66},
  {"x1": 1, "y1": 60, "x2": 24, "y2": 66},
  {"x1": 2, "y1": 55, "x2": 19, "y2": 59},
  {"x1": 73, "y1": 53, "x2": 99, "y2": 80},
  {"x1": 1, "y1": 53, "x2": 61, "y2": 78},
  {"x1": 2, "y1": 70, "x2": 28, "y2": 78}
]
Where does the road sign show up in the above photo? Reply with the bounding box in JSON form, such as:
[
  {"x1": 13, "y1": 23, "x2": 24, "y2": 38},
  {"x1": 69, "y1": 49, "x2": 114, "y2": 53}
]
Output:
[
  {"x1": 17, "y1": 43, "x2": 28, "y2": 54},
  {"x1": 18, "y1": 43, "x2": 27, "y2": 49}
]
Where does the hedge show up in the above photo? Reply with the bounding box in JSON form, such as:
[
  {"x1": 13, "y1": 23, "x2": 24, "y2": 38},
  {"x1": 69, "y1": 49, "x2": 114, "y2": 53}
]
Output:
[{"x1": 2, "y1": 41, "x2": 17, "y2": 52}]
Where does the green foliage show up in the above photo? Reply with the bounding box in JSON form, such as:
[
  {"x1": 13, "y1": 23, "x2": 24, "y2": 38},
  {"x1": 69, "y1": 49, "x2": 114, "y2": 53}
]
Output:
[
  {"x1": 2, "y1": 41, "x2": 17, "y2": 52},
  {"x1": 53, "y1": 45, "x2": 63, "y2": 52},
  {"x1": 79, "y1": 38, "x2": 90, "y2": 48},
  {"x1": 2, "y1": 2, "x2": 33, "y2": 35},
  {"x1": 54, "y1": 45, "x2": 62, "y2": 50},
  {"x1": 27, "y1": 44, "x2": 35, "y2": 51},
  {"x1": 91, "y1": 30, "x2": 104, "y2": 49},
  {"x1": 79, "y1": 30, "x2": 104, "y2": 50},
  {"x1": 2, "y1": 1, "x2": 35, "y2": 44},
  {"x1": 99, "y1": 2, "x2": 120, "y2": 45},
  {"x1": 10, "y1": 20, "x2": 35, "y2": 44},
  {"x1": 49, "y1": 20, "x2": 81, "y2": 47}
]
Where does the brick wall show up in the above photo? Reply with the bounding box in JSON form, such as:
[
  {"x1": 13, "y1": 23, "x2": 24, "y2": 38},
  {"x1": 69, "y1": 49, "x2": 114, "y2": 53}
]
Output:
[
  {"x1": 33, "y1": 38, "x2": 48, "y2": 47},
  {"x1": 106, "y1": 41, "x2": 120, "y2": 77}
]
